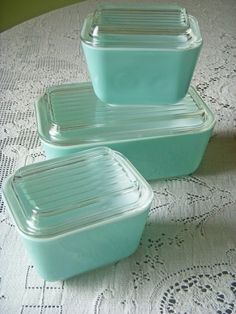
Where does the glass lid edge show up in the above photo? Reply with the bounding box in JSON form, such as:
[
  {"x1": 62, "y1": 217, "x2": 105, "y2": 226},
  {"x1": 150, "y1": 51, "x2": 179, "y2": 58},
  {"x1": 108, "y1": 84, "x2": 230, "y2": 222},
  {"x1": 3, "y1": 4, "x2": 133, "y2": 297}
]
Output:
[
  {"x1": 4, "y1": 148, "x2": 152, "y2": 238},
  {"x1": 81, "y1": 5, "x2": 202, "y2": 49}
]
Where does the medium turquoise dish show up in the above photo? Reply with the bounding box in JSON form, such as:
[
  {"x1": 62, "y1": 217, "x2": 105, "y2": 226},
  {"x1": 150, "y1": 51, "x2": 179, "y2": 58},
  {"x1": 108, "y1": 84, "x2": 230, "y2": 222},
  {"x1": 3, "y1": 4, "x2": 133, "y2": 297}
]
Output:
[
  {"x1": 3, "y1": 147, "x2": 153, "y2": 281},
  {"x1": 81, "y1": 3, "x2": 202, "y2": 105},
  {"x1": 35, "y1": 82, "x2": 215, "y2": 180}
]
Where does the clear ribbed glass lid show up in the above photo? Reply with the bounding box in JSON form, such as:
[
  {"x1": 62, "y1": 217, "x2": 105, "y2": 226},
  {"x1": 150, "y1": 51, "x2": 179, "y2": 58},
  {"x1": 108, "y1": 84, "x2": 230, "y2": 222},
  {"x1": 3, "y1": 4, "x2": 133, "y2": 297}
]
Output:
[
  {"x1": 35, "y1": 82, "x2": 215, "y2": 146},
  {"x1": 3, "y1": 147, "x2": 153, "y2": 238},
  {"x1": 81, "y1": 3, "x2": 202, "y2": 49}
]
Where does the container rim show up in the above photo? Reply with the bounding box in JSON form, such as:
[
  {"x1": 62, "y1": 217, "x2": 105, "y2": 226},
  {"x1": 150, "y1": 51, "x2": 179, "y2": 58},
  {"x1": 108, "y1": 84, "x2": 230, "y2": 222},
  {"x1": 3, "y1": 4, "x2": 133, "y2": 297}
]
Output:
[
  {"x1": 2, "y1": 147, "x2": 153, "y2": 239},
  {"x1": 80, "y1": 4, "x2": 202, "y2": 50},
  {"x1": 35, "y1": 83, "x2": 216, "y2": 148}
]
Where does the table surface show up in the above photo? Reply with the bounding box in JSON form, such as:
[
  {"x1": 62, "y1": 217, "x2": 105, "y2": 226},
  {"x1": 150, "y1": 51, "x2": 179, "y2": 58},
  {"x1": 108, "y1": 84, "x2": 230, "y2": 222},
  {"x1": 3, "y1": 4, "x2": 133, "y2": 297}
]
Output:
[{"x1": 0, "y1": 0, "x2": 236, "y2": 313}]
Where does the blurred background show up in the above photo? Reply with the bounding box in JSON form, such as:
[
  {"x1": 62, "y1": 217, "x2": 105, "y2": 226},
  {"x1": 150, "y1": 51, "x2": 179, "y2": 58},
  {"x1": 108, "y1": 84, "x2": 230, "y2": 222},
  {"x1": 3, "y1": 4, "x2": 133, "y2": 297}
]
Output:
[{"x1": 0, "y1": 0, "x2": 84, "y2": 32}]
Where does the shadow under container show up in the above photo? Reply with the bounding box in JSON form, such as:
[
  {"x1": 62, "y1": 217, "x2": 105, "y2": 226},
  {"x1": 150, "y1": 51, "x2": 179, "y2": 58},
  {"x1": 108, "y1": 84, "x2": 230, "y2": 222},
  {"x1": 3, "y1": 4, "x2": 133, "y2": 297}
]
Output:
[
  {"x1": 35, "y1": 82, "x2": 215, "y2": 181},
  {"x1": 3, "y1": 147, "x2": 153, "y2": 281},
  {"x1": 81, "y1": 3, "x2": 202, "y2": 105}
]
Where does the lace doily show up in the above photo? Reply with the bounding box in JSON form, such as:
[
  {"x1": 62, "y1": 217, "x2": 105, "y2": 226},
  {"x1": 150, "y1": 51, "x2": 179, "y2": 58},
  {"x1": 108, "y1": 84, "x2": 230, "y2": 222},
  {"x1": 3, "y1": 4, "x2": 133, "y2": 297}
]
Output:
[{"x1": 0, "y1": 0, "x2": 235, "y2": 313}]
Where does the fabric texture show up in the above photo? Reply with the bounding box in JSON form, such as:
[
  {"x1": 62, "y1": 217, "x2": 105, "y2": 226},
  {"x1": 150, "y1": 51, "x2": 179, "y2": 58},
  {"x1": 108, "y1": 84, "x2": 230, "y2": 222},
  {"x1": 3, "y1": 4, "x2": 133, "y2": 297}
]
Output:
[{"x1": 0, "y1": 0, "x2": 236, "y2": 313}]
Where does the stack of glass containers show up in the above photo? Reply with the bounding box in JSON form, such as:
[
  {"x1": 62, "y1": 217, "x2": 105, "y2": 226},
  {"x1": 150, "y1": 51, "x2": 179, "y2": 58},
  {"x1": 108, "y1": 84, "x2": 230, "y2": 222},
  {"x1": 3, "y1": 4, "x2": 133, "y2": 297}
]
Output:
[{"x1": 3, "y1": 3, "x2": 215, "y2": 281}]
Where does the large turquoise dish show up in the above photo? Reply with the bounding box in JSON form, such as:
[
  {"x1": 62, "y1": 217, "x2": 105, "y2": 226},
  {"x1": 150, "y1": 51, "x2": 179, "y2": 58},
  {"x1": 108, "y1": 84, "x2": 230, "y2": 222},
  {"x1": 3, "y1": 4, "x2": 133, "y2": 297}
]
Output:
[
  {"x1": 3, "y1": 147, "x2": 153, "y2": 281},
  {"x1": 35, "y1": 82, "x2": 215, "y2": 181},
  {"x1": 81, "y1": 4, "x2": 202, "y2": 105}
]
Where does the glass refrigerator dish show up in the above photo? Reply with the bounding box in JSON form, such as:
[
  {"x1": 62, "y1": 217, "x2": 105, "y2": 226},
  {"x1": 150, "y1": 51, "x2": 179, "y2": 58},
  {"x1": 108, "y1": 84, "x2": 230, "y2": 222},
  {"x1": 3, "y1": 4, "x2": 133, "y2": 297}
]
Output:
[
  {"x1": 35, "y1": 82, "x2": 215, "y2": 180},
  {"x1": 81, "y1": 3, "x2": 202, "y2": 105},
  {"x1": 3, "y1": 147, "x2": 153, "y2": 281}
]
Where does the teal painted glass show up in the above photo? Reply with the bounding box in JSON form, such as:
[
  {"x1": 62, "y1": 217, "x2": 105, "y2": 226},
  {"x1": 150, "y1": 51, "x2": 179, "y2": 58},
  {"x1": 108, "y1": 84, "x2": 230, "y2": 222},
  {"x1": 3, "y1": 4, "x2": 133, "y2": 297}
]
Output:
[
  {"x1": 3, "y1": 147, "x2": 153, "y2": 281},
  {"x1": 81, "y1": 3, "x2": 202, "y2": 105},
  {"x1": 35, "y1": 82, "x2": 215, "y2": 180}
]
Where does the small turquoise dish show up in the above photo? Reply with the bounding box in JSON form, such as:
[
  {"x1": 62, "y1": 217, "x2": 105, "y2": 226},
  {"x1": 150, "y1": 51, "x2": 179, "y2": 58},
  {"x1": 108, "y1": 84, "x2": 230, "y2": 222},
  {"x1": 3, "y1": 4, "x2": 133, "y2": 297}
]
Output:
[
  {"x1": 3, "y1": 147, "x2": 153, "y2": 281},
  {"x1": 81, "y1": 3, "x2": 202, "y2": 105},
  {"x1": 35, "y1": 82, "x2": 215, "y2": 180}
]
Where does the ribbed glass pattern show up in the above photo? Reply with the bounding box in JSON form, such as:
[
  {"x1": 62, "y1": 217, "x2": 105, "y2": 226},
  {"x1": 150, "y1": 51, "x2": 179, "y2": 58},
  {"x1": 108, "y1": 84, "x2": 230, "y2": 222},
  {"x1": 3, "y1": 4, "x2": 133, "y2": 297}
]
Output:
[
  {"x1": 36, "y1": 83, "x2": 214, "y2": 145},
  {"x1": 6, "y1": 148, "x2": 152, "y2": 237},
  {"x1": 91, "y1": 5, "x2": 189, "y2": 36},
  {"x1": 81, "y1": 4, "x2": 202, "y2": 48}
]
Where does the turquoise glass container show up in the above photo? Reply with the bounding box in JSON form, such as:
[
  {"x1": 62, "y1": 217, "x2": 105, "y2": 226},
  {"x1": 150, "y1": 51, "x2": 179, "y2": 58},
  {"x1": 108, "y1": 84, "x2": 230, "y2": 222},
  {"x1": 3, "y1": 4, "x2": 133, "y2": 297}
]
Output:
[
  {"x1": 35, "y1": 82, "x2": 215, "y2": 180},
  {"x1": 3, "y1": 147, "x2": 153, "y2": 281},
  {"x1": 81, "y1": 3, "x2": 202, "y2": 105}
]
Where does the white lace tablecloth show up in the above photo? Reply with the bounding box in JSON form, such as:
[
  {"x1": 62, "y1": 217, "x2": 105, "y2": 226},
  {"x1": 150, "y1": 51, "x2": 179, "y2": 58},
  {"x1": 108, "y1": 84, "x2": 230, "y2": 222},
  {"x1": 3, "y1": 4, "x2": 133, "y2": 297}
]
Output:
[{"x1": 0, "y1": 0, "x2": 236, "y2": 313}]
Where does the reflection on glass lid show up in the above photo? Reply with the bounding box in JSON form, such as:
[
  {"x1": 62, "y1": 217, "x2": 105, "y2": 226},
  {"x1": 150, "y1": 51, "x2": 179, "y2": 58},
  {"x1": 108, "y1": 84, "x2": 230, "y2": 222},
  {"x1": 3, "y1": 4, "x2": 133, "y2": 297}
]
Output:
[
  {"x1": 4, "y1": 147, "x2": 153, "y2": 237},
  {"x1": 81, "y1": 3, "x2": 202, "y2": 48},
  {"x1": 36, "y1": 83, "x2": 215, "y2": 146}
]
